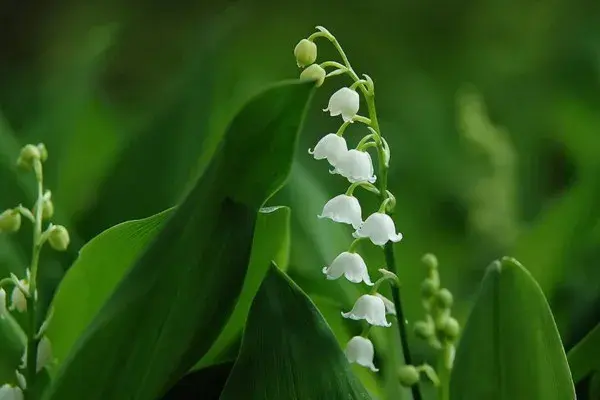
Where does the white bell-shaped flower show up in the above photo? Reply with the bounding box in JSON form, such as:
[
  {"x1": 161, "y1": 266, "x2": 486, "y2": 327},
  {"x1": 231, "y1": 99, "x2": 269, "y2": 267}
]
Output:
[
  {"x1": 10, "y1": 280, "x2": 28, "y2": 313},
  {"x1": 308, "y1": 133, "x2": 348, "y2": 167},
  {"x1": 318, "y1": 194, "x2": 362, "y2": 229},
  {"x1": 345, "y1": 336, "x2": 378, "y2": 372},
  {"x1": 323, "y1": 87, "x2": 360, "y2": 122},
  {"x1": 342, "y1": 294, "x2": 391, "y2": 327},
  {"x1": 0, "y1": 384, "x2": 23, "y2": 400},
  {"x1": 333, "y1": 150, "x2": 376, "y2": 184},
  {"x1": 0, "y1": 288, "x2": 7, "y2": 317},
  {"x1": 353, "y1": 212, "x2": 403, "y2": 246},
  {"x1": 36, "y1": 336, "x2": 52, "y2": 372},
  {"x1": 322, "y1": 252, "x2": 373, "y2": 285}
]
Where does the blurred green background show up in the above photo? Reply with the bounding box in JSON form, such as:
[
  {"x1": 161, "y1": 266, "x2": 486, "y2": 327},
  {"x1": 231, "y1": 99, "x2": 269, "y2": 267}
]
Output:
[{"x1": 1, "y1": 0, "x2": 599, "y2": 398}]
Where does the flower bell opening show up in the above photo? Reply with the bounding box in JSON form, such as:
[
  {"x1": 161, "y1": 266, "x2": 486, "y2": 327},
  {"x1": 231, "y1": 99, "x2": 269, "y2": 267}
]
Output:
[
  {"x1": 342, "y1": 294, "x2": 391, "y2": 327},
  {"x1": 345, "y1": 336, "x2": 379, "y2": 372},
  {"x1": 353, "y1": 212, "x2": 403, "y2": 246},
  {"x1": 322, "y1": 252, "x2": 373, "y2": 285},
  {"x1": 318, "y1": 194, "x2": 362, "y2": 229},
  {"x1": 308, "y1": 133, "x2": 348, "y2": 167},
  {"x1": 323, "y1": 87, "x2": 360, "y2": 122}
]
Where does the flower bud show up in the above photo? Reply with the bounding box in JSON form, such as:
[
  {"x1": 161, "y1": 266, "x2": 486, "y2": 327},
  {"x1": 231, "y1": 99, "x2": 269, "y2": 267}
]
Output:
[
  {"x1": 435, "y1": 288, "x2": 453, "y2": 309},
  {"x1": 48, "y1": 225, "x2": 70, "y2": 251},
  {"x1": 17, "y1": 144, "x2": 41, "y2": 170},
  {"x1": 36, "y1": 336, "x2": 53, "y2": 372},
  {"x1": 294, "y1": 39, "x2": 317, "y2": 67},
  {"x1": 0, "y1": 288, "x2": 7, "y2": 316},
  {"x1": 35, "y1": 191, "x2": 54, "y2": 220},
  {"x1": 0, "y1": 384, "x2": 23, "y2": 399},
  {"x1": 441, "y1": 317, "x2": 460, "y2": 340},
  {"x1": 420, "y1": 278, "x2": 439, "y2": 299},
  {"x1": 10, "y1": 281, "x2": 28, "y2": 313},
  {"x1": 37, "y1": 143, "x2": 48, "y2": 162},
  {"x1": 398, "y1": 365, "x2": 420, "y2": 387},
  {"x1": 421, "y1": 253, "x2": 438, "y2": 270},
  {"x1": 0, "y1": 209, "x2": 22, "y2": 233},
  {"x1": 413, "y1": 320, "x2": 434, "y2": 340},
  {"x1": 300, "y1": 64, "x2": 326, "y2": 87}
]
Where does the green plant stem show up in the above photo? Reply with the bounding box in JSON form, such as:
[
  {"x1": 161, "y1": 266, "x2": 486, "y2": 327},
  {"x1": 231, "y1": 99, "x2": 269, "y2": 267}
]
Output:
[
  {"x1": 437, "y1": 344, "x2": 452, "y2": 400},
  {"x1": 366, "y1": 94, "x2": 423, "y2": 400},
  {"x1": 25, "y1": 162, "x2": 44, "y2": 398}
]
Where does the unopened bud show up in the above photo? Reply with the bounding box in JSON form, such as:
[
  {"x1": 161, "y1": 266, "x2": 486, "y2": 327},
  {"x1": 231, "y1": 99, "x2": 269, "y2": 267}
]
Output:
[
  {"x1": 48, "y1": 225, "x2": 70, "y2": 251},
  {"x1": 36, "y1": 336, "x2": 53, "y2": 372},
  {"x1": 294, "y1": 39, "x2": 317, "y2": 67},
  {"x1": 300, "y1": 64, "x2": 326, "y2": 87},
  {"x1": 0, "y1": 288, "x2": 6, "y2": 316},
  {"x1": 435, "y1": 288, "x2": 454, "y2": 309},
  {"x1": 398, "y1": 365, "x2": 420, "y2": 387},
  {"x1": 37, "y1": 143, "x2": 48, "y2": 162},
  {"x1": 35, "y1": 191, "x2": 54, "y2": 220},
  {"x1": 17, "y1": 144, "x2": 41, "y2": 170},
  {"x1": 420, "y1": 278, "x2": 439, "y2": 299},
  {"x1": 421, "y1": 253, "x2": 438, "y2": 269},
  {"x1": 414, "y1": 320, "x2": 434, "y2": 340},
  {"x1": 0, "y1": 209, "x2": 22, "y2": 233},
  {"x1": 10, "y1": 281, "x2": 28, "y2": 313},
  {"x1": 442, "y1": 317, "x2": 460, "y2": 340}
]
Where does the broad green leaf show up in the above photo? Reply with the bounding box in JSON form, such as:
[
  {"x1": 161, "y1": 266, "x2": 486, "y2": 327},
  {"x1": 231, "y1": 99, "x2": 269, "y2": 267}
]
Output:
[
  {"x1": 162, "y1": 362, "x2": 234, "y2": 400},
  {"x1": 567, "y1": 322, "x2": 600, "y2": 383},
  {"x1": 450, "y1": 257, "x2": 576, "y2": 400},
  {"x1": 590, "y1": 372, "x2": 600, "y2": 400},
  {"x1": 0, "y1": 313, "x2": 26, "y2": 384},
  {"x1": 197, "y1": 205, "x2": 291, "y2": 368},
  {"x1": 46, "y1": 208, "x2": 173, "y2": 368},
  {"x1": 219, "y1": 263, "x2": 371, "y2": 400},
  {"x1": 44, "y1": 80, "x2": 314, "y2": 400}
]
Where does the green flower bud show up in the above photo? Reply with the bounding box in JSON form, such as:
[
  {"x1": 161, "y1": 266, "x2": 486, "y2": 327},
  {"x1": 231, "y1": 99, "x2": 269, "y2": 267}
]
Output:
[
  {"x1": 420, "y1": 278, "x2": 439, "y2": 299},
  {"x1": 421, "y1": 253, "x2": 438, "y2": 270},
  {"x1": 300, "y1": 64, "x2": 326, "y2": 87},
  {"x1": 37, "y1": 143, "x2": 48, "y2": 162},
  {"x1": 442, "y1": 317, "x2": 460, "y2": 340},
  {"x1": 36, "y1": 190, "x2": 54, "y2": 220},
  {"x1": 435, "y1": 288, "x2": 454, "y2": 309},
  {"x1": 17, "y1": 144, "x2": 41, "y2": 170},
  {"x1": 48, "y1": 225, "x2": 70, "y2": 251},
  {"x1": 414, "y1": 320, "x2": 434, "y2": 340},
  {"x1": 398, "y1": 365, "x2": 420, "y2": 387},
  {"x1": 294, "y1": 39, "x2": 317, "y2": 68},
  {"x1": 0, "y1": 209, "x2": 21, "y2": 233}
]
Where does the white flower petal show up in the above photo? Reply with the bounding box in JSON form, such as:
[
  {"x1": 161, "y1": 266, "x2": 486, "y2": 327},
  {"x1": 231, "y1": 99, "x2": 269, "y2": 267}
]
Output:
[
  {"x1": 10, "y1": 280, "x2": 28, "y2": 313},
  {"x1": 324, "y1": 87, "x2": 360, "y2": 122},
  {"x1": 317, "y1": 194, "x2": 362, "y2": 229},
  {"x1": 36, "y1": 336, "x2": 52, "y2": 372},
  {"x1": 0, "y1": 384, "x2": 23, "y2": 400},
  {"x1": 0, "y1": 288, "x2": 7, "y2": 317},
  {"x1": 323, "y1": 252, "x2": 373, "y2": 286},
  {"x1": 334, "y1": 150, "x2": 376, "y2": 184},
  {"x1": 341, "y1": 294, "x2": 391, "y2": 327},
  {"x1": 353, "y1": 213, "x2": 403, "y2": 246},
  {"x1": 308, "y1": 134, "x2": 348, "y2": 166},
  {"x1": 345, "y1": 336, "x2": 379, "y2": 372},
  {"x1": 375, "y1": 293, "x2": 396, "y2": 315}
]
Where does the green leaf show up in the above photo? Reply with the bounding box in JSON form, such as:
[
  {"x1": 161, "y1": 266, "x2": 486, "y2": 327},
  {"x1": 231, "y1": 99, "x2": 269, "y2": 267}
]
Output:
[
  {"x1": 162, "y1": 362, "x2": 234, "y2": 400},
  {"x1": 219, "y1": 263, "x2": 372, "y2": 400},
  {"x1": 197, "y1": 205, "x2": 291, "y2": 368},
  {"x1": 450, "y1": 257, "x2": 576, "y2": 400},
  {"x1": 44, "y1": 80, "x2": 314, "y2": 400},
  {"x1": 46, "y1": 208, "x2": 173, "y2": 368},
  {"x1": 567, "y1": 322, "x2": 600, "y2": 383}
]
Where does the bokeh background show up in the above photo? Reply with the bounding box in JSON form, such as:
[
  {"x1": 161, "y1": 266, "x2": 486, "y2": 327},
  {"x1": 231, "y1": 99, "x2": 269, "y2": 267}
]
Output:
[{"x1": 1, "y1": 1, "x2": 599, "y2": 398}]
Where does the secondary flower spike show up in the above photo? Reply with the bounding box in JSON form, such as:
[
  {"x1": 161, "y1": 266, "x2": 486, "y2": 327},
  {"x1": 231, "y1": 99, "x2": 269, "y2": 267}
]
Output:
[
  {"x1": 353, "y1": 212, "x2": 403, "y2": 246},
  {"x1": 324, "y1": 87, "x2": 360, "y2": 122},
  {"x1": 322, "y1": 252, "x2": 373, "y2": 285},
  {"x1": 345, "y1": 336, "x2": 379, "y2": 372},
  {"x1": 342, "y1": 294, "x2": 391, "y2": 327},
  {"x1": 309, "y1": 133, "x2": 348, "y2": 167},
  {"x1": 318, "y1": 194, "x2": 362, "y2": 229},
  {"x1": 333, "y1": 149, "x2": 376, "y2": 183}
]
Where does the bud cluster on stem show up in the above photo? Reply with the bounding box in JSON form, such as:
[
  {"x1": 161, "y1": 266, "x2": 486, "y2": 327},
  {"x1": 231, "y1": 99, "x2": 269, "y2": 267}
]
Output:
[
  {"x1": 0, "y1": 143, "x2": 69, "y2": 399},
  {"x1": 294, "y1": 26, "x2": 422, "y2": 399}
]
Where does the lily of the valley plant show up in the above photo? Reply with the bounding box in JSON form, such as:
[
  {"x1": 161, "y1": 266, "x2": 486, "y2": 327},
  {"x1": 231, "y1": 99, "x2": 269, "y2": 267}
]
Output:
[{"x1": 295, "y1": 26, "x2": 460, "y2": 397}]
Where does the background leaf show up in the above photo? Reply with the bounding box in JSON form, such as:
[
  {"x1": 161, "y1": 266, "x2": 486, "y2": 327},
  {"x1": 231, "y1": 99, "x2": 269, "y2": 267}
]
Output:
[
  {"x1": 568, "y1": 322, "x2": 600, "y2": 384},
  {"x1": 0, "y1": 314, "x2": 26, "y2": 384},
  {"x1": 44, "y1": 80, "x2": 314, "y2": 400},
  {"x1": 219, "y1": 263, "x2": 372, "y2": 400},
  {"x1": 450, "y1": 257, "x2": 576, "y2": 400}
]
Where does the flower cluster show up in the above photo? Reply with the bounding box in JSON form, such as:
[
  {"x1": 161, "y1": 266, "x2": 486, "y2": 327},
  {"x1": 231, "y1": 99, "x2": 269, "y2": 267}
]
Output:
[
  {"x1": 0, "y1": 143, "x2": 69, "y2": 397},
  {"x1": 295, "y1": 27, "x2": 403, "y2": 373}
]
